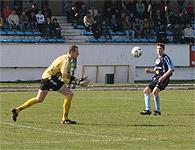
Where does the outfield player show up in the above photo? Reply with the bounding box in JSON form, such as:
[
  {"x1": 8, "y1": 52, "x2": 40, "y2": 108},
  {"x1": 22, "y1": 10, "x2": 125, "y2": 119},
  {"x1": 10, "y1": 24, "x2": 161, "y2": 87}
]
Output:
[
  {"x1": 11, "y1": 45, "x2": 79, "y2": 124},
  {"x1": 140, "y1": 43, "x2": 174, "y2": 115}
]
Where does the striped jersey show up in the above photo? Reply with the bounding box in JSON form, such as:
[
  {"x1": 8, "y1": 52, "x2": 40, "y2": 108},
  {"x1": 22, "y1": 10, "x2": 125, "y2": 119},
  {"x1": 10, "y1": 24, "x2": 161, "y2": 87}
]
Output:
[
  {"x1": 42, "y1": 54, "x2": 72, "y2": 84},
  {"x1": 153, "y1": 53, "x2": 175, "y2": 79}
]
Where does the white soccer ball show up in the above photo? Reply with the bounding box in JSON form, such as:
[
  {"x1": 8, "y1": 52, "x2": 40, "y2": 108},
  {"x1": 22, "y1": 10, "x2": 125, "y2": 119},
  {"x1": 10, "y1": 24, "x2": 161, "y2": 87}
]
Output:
[{"x1": 131, "y1": 47, "x2": 142, "y2": 58}]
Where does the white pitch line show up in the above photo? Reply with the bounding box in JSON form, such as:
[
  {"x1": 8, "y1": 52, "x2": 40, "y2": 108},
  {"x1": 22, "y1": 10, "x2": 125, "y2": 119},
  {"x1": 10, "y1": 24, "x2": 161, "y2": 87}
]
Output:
[
  {"x1": 0, "y1": 121, "x2": 127, "y2": 140},
  {"x1": 161, "y1": 99, "x2": 195, "y2": 103}
]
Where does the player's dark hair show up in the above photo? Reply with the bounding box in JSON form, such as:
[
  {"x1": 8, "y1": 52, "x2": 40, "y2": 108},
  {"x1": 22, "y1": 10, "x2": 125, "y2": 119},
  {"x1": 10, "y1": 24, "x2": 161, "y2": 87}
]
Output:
[
  {"x1": 69, "y1": 45, "x2": 78, "y2": 53},
  {"x1": 156, "y1": 43, "x2": 165, "y2": 49}
]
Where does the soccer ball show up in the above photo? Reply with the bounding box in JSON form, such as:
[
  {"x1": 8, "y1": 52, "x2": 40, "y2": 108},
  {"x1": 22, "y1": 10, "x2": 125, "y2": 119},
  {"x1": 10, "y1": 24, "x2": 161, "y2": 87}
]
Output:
[{"x1": 131, "y1": 47, "x2": 142, "y2": 58}]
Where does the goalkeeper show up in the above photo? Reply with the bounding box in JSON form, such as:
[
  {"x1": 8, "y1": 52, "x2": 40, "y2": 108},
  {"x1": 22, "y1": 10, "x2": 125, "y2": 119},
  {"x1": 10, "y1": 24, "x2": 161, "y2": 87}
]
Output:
[{"x1": 11, "y1": 45, "x2": 80, "y2": 124}]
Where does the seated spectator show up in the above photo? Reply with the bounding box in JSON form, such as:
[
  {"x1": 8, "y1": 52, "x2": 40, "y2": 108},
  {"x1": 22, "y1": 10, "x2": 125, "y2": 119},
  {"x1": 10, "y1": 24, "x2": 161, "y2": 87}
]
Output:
[
  {"x1": 3, "y1": 5, "x2": 12, "y2": 24},
  {"x1": 78, "y1": 4, "x2": 88, "y2": 25},
  {"x1": 8, "y1": 10, "x2": 20, "y2": 31},
  {"x1": 52, "y1": 18, "x2": 62, "y2": 39},
  {"x1": 83, "y1": 12, "x2": 94, "y2": 31},
  {"x1": 142, "y1": 18, "x2": 152, "y2": 39},
  {"x1": 135, "y1": 0, "x2": 145, "y2": 19},
  {"x1": 29, "y1": 3, "x2": 38, "y2": 15},
  {"x1": 94, "y1": 12, "x2": 104, "y2": 25},
  {"x1": 14, "y1": 4, "x2": 22, "y2": 16},
  {"x1": 69, "y1": 5, "x2": 79, "y2": 27},
  {"x1": 177, "y1": 12, "x2": 189, "y2": 30},
  {"x1": 88, "y1": 5, "x2": 98, "y2": 18},
  {"x1": 177, "y1": 0, "x2": 185, "y2": 12},
  {"x1": 156, "y1": 24, "x2": 168, "y2": 43},
  {"x1": 113, "y1": 9, "x2": 120, "y2": 20},
  {"x1": 103, "y1": 7, "x2": 112, "y2": 26},
  {"x1": 118, "y1": 12, "x2": 126, "y2": 31},
  {"x1": 101, "y1": 20, "x2": 112, "y2": 39},
  {"x1": 120, "y1": 5, "x2": 130, "y2": 18},
  {"x1": 123, "y1": 17, "x2": 135, "y2": 40},
  {"x1": 42, "y1": 5, "x2": 52, "y2": 19},
  {"x1": 90, "y1": 19, "x2": 101, "y2": 40},
  {"x1": 19, "y1": 11, "x2": 30, "y2": 31},
  {"x1": 167, "y1": 10, "x2": 177, "y2": 31},
  {"x1": 35, "y1": 9, "x2": 45, "y2": 33},
  {"x1": 116, "y1": 0, "x2": 127, "y2": 11},
  {"x1": 110, "y1": 14, "x2": 119, "y2": 33},
  {"x1": 43, "y1": 17, "x2": 54, "y2": 39},
  {"x1": 29, "y1": 11, "x2": 37, "y2": 31},
  {"x1": 173, "y1": 24, "x2": 183, "y2": 44},
  {"x1": 184, "y1": 23, "x2": 194, "y2": 44},
  {"x1": 153, "y1": 9, "x2": 166, "y2": 28},
  {"x1": 186, "y1": 2, "x2": 194, "y2": 21},
  {"x1": 129, "y1": 13, "x2": 135, "y2": 24},
  {"x1": 133, "y1": 18, "x2": 143, "y2": 38}
]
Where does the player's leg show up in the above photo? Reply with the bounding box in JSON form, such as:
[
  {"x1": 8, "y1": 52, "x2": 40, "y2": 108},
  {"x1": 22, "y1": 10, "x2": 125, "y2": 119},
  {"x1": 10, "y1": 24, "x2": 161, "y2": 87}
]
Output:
[
  {"x1": 152, "y1": 87, "x2": 161, "y2": 115},
  {"x1": 58, "y1": 85, "x2": 76, "y2": 124},
  {"x1": 152, "y1": 77, "x2": 170, "y2": 115},
  {"x1": 11, "y1": 90, "x2": 48, "y2": 121},
  {"x1": 140, "y1": 87, "x2": 152, "y2": 115}
]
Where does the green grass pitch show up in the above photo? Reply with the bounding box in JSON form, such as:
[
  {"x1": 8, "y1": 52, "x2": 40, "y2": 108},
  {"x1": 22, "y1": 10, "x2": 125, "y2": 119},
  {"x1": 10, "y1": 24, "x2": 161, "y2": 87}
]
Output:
[{"x1": 0, "y1": 90, "x2": 194, "y2": 149}]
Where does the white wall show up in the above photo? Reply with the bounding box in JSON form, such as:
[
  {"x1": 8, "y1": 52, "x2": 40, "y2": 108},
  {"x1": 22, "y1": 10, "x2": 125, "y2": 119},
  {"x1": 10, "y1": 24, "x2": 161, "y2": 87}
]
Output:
[{"x1": 0, "y1": 43, "x2": 194, "y2": 82}]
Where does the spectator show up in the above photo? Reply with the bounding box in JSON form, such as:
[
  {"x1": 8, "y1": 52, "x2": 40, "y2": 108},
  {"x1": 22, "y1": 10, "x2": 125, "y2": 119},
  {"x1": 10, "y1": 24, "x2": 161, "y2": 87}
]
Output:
[
  {"x1": 78, "y1": 4, "x2": 88, "y2": 25},
  {"x1": 184, "y1": 23, "x2": 194, "y2": 44},
  {"x1": 135, "y1": 0, "x2": 145, "y2": 19},
  {"x1": 123, "y1": 17, "x2": 135, "y2": 40},
  {"x1": 156, "y1": 24, "x2": 168, "y2": 43},
  {"x1": 116, "y1": 0, "x2": 127, "y2": 11},
  {"x1": 167, "y1": 10, "x2": 177, "y2": 31},
  {"x1": 69, "y1": 5, "x2": 79, "y2": 26},
  {"x1": 43, "y1": 17, "x2": 54, "y2": 39},
  {"x1": 120, "y1": 5, "x2": 130, "y2": 18},
  {"x1": 74, "y1": 1, "x2": 84, "y2": 12},
  {"x1": 153, "y1": 9, "x2": 166, "y2": 28},
  {"x1": 29, "y1": 11, "x2": 37, "y2": 31},
  {"x1": 19, "y1": 10, "x2": 30, "y2": 31},
  {"x1": 29, "y1": 3, "x2": 38, "y2": 15},
  {"x1": 129, "y1": 13, "x2": 135, "y2": 24},
  {"x1": 177, "y1": 12, "x2": 188, "y2": 30},
  {"x1": 35, "y1": 9, "x2": 45, "y2": 33},
  {"x1": 8, "y1": 10, "x2": 20, "y2": 31},
  {"x1": 127, "y1": 0, "x2": 136, "y2": 14},
  {"x1": 145, "y1": 4, "x2": 153, "y2": 22},
  {"x1": 103, "y1": 7, "x2": 112, "y2": 26},
  {"x1": 173, "y1": 24, "x2": 183, "y2": 44},
  {"x1": 3, "y1": 5, "x2": 12, "y2": 24},
  {"x1": 90, "y1": 19, "x2": 101, "y2": 40},
  {"x1": 110, "y1": 14, "x2": 119, "y2": 33},
  {"x1": 94, "y1": 12, "x2": 104, "y2": 25},
  {"x1": 133, "y1": 18, "x2": 143, "y2": 38},
  {"x1": 64, "y1": 0, "x2": 73, "y2": 23},
  {"x1": 113, "y1": 9, "x2": 120, "y2": 20},
  {"x1": 83, "y1": 12, "x2": 94, "y2": 31},
  {"x1": 52, "y1": 18, "x2": 62, "y2": 39},
  {"x1": 14, "y1": 4, "x2": 22, "y2": 16},
  {"x1": 186, "y1": 3, "x2": 194, "y2": 21},
  {"x1": 163, "y1": 5, "x2": 170, "y2": 23},
  {"x1": 101, "y1": 20, "x2": 112, "y2": 39},
  {"x1": 42, "y1": 5, "x2": 52, "y2": 19},
  {"x1": 142, "y1": 18, "x2": 152, "y2": 39},
  {"x1": 118, "y1": 12, "x2": 126, "y2": 32},
  {"x1": 88, "y1": 5, "x2": 98, "y2": 18}
]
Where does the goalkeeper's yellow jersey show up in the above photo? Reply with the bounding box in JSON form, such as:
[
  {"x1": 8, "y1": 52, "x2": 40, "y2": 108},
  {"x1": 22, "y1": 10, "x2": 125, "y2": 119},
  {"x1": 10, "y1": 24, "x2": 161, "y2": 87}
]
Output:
[{"x1": 42, "y1": 54, "x2": 72, "y2": 84}]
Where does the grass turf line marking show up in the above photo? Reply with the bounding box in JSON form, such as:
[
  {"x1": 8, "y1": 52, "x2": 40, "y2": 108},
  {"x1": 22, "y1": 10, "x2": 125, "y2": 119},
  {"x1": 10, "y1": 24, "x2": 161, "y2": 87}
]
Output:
[{"x1": 0, "y1": 121, "x2": 127, "y2": 140}]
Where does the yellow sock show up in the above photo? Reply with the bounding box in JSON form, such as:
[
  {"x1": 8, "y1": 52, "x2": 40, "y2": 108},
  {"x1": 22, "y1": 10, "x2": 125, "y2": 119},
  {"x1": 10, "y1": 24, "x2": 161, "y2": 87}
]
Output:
[
  {"x1": 62, "y1": 96, "x2": 72, "y2": 121},
  {"x1": 16, "y1": 97, "x2": 39, "y2": 113}
]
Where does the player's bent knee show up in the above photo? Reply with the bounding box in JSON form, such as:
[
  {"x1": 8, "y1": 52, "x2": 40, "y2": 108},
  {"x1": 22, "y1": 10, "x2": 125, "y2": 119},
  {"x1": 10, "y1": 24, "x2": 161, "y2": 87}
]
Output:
[
  {"x1": 67, "y1": 91, "x2": 74, "y2": 97},
  {"x1": 143, "y1": 87, "x2": 151, "y2": 94}
]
